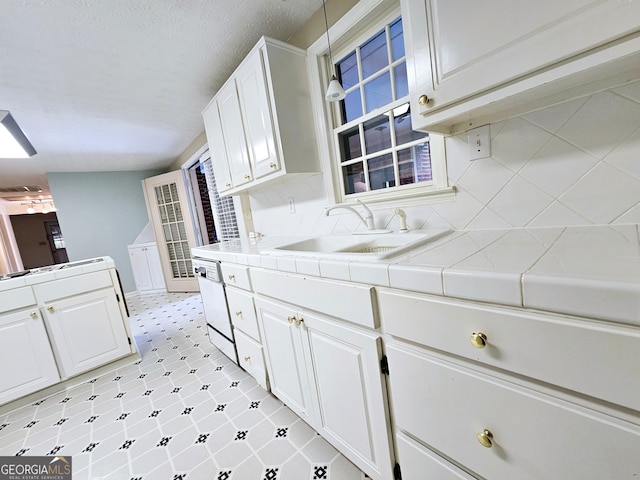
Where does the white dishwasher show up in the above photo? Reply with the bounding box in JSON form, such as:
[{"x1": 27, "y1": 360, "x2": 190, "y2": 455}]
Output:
[{"x1": 192, "y1": 258, "x2": 238, "y2": 364}]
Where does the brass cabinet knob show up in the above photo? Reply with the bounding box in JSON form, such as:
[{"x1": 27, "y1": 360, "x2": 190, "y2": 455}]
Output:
[
  {"x1": 225, "y1": 182, "x2": 231, "y2": 187},
  {"x1": 235, "y1": 311, "x2": 242, "y2": 316},
  {"x1": 47, "y1": 306, "x2": 55, "y2": 312},
  {"x1": 470, "y1": 332, "x2": 487, "y2": 349},
  {"x1": 244, "y1": 356, "x2": 251, "y2": 362},
  {"x1": 30, "y1": 311, "x2": 38, "y2": 318},
  {"x1": 244, "y1": 174, "x2": 251, "y2": 180},
  {"x1": 477, "y1": 429, "x2": 494, "y2": 448},
  {"x1": 269, "y1": 163, "x2": 276, "y2": 169},
  {"x1": 294, "y1": 316, "x2": 304, "y2": 327},
  {"x1": 228, "y1": 274, "x2": 235, "y2": 281},
  {"x1": 287, "y1": 316, "x2": 295, "y2": 324},
  {"x1": 418, "y1": 94, "x2": 430, "y2": 106}
]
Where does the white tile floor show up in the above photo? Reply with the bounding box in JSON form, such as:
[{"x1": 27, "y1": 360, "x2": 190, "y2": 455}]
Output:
[{"x1": 0, "y1": 292, "x2": 366, "y2": 480}]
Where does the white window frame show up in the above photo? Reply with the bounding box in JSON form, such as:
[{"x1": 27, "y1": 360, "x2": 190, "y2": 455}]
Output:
[{"x1": 306, "y1": 0, "x2": 454, "y2": 208}]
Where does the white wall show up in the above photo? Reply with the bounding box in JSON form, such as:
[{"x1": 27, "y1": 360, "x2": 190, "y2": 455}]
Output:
[{"x1": 248, "y1": 81, "x2": 640, "y2": 236}]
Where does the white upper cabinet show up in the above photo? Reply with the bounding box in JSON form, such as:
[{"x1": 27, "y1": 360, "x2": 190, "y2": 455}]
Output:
[
  {"x1": 202, "y1": 37, "x2": 319, "y2": 195},
  {"x1": 402, "y1": 0, "x2": 640, "y2": 133}
]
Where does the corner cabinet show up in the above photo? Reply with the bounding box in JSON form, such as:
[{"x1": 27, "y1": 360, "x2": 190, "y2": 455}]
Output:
[
  {"x1": 402, "y1": 0, "x2": 640, "y2": 133},
  {"x1": 202, "y1": 37, "x2": 319, "y2": 195}
]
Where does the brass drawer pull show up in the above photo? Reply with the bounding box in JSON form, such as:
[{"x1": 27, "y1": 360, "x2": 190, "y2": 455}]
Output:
[
  {"x1": 244, "y1": 356, "x2": 251, "y2": 362},
  {"x1": 287, "y1": 316, "x2": 295, "y2": 324},
  {"x1": 269, "y1": 162, "x2": 276, "y2": 168},
  {"x1": 470, "y1": 332, "x2": 487, "y2": 349},
  {"x1": 477, "y1": 429, "x2": 494, "y2": 448},
  {"x1": 418, "y1": 94, "x2": 430, "y2": 106},
  {"x1": 47, "y1": 306, "x2": 55, "y2": 312},
  {"x1": 294, "y1": 316, "x2": 304, "y2": 327},
  {"x1": 235, "y1": 311, "x2": 242, "y2": 316},
  {"x1": 30, "y1": 311, "x2": 38, "y2": 318},
  {"x1": 228, "y1": 275, "x2": 235, "y2": 281}
]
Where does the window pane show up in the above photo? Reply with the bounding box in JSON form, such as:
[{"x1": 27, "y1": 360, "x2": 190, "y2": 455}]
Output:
[
  {"x1": 339, "y1": 126, "x2": 362, "y2": 161},
  {"x1": 342, "y1": 88, "x2": 363, "y2": 124},
  {"x1": 364, "y1": 116, "x2": 391, "y2": 154},
  {"x1": 361, "y1": 30, "x2": 388, "y2": 80},
  {"x1": 395, "y1": 107, "x2": 428, "y2": 145},
  {"x1": 343, "y1": 162, "x2": 366, "y2": 195},
  {"x1": 337, "y1": 52, "x2": 359, "y2": 90},
  {"x1": 394, "y1": 62, "x2": 408, "y2": 99},
  {"x1": 368, "y1": 154, "x2": 395, "y2": 191},
  {"x1": 390, "y1": 18, "x2": 404, "y2": 61},
  {"x1": 398, "y1": 142, "x2": 432, "y2": 185},
  {"x1": 364, "y1": 72, "x2": 392, "y2": 113}
]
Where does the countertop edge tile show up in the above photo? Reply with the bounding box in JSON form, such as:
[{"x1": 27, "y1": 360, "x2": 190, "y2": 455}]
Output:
[
  {"x1": 388, "y1": 265, "x2": 444, "y2": 296},
  {"x1": 443, "y1": 268, "x2": 523, "y2": 307},
  {"x1": 522, "y1": 273, "x2": 640, "y2": 325}
]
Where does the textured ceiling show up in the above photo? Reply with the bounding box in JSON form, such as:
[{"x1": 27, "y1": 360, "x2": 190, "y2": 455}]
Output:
[{"x1": 0, "y1": 0, "x2": 323, "y2": 199}]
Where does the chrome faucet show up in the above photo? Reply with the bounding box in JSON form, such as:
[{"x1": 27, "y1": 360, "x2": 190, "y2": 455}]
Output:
[{"x1": 324, "y1": 199, "x2": 376, "y2": 230}]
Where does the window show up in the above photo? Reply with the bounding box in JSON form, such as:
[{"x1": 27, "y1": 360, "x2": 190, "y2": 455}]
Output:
[{"x1": 310, "y1": 0, "x2": 450, "y2": 206}]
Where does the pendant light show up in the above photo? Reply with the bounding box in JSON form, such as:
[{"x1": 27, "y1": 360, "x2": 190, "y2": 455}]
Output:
[{"x1": 322, "y1": 0, "x2": 346, "y2": 102}]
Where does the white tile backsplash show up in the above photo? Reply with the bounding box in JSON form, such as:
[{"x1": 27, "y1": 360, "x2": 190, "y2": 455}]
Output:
[{"x1": 248, "y1": 82, "x2": 640, "y2": 236}]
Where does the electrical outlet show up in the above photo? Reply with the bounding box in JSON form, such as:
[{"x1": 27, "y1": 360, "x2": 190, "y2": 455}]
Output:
[
  {"x1": 468, "y1": 125, "x2": 491, "y2": 160},
  {"x1": 288, "y1": 197, "x2": 296, "y2": 214}
]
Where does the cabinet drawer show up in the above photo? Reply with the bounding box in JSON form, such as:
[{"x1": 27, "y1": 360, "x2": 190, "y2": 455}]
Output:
[
  {"x1": 252, "y1": 268, "x2": 377, "y2": 328},
  {"x1": 0, "y1": 286, "x2": 36, "y2": 314},
  {"x1": 221, "y1": 263, "x2": 251, "y2": 291},
  {"x1": 235, "y1": 329, "x2": 268, "y2": 390},
  {"x1": 387, "y1": 344, "x2": 640, "y2": 480},
  {"x1": 227, "y1": 287, "x2": 259, "y2": 341},
  {"x1": 378, "y1": 288, "x2": 640, "y2": 411},
  {"x1": 33, "y1": 270, "x2": 113, "y2": 303},
  {"x1": 396, "y1": 432, "x2": 475, "y2": 480}
]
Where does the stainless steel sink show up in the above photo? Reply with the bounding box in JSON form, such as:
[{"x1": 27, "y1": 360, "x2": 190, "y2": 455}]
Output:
[{"x1": 261, "y1": 229, "x2": 452, "y2": 261}]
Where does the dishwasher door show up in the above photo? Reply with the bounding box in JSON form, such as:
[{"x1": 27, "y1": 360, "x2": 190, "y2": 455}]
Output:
[{"x1": 194, "y1": 262, "x2": 237, "y2": 364}]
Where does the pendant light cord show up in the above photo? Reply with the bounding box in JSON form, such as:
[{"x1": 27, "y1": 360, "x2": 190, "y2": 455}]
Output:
[{"x1": 322, "y1": 0, "x2": 335, "y2": 76}]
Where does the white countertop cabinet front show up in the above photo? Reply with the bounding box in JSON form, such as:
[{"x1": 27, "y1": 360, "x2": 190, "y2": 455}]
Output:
[
  {"x1": 402, "y1": 0, "x2": 640, "y2": 133},
  {"x1": 41, "y1": 288, "x2": 132, "y2": 379},
  {"x1": 0, "y1": 308, "x2": 60, "y2": 405},
  {"x1": 379, "y1": 288, "x2": 640, "y2": 479},
  {"x1": 255, "y1": 296, "x2": 394, "y2": 480},
  {"x1": 201, "y1": 37, "x2": 318, "y2": 195}
]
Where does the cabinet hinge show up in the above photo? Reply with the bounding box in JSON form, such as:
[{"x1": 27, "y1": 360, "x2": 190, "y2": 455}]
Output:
[
  {"x1": 116, "y1": 293, "x2": 121, "y2": 302},
  {"x1": 394, "y1": 462, "x2": 402, "y2": 480},
  {"x1": 381, "y1": 355, "x2": 389, "y2": 375}
]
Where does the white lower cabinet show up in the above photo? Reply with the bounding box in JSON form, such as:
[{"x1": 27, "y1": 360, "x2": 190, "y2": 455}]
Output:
[
  {"x1": 0, "y1": 308, "x2": 60, "y2": 405},
  {"x1": 255, "y1": 296, "x2": 394, "y2": 480},
  {"x1": 42, "y1": 288, "x2": 132, "y2": 379},
  {"x1": 128, "y1": 243, "x2": 165, "y2": 292},
  {"x1": 386, "y1": 343, "x2": 640, "y2": 479}
]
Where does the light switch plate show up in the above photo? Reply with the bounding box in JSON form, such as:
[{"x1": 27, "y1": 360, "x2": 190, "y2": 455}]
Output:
[{"x1": 468, "y1": 125, "x2": 491, "y2": 160}]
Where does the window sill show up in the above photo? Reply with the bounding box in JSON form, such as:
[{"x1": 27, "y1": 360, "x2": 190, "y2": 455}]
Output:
[{"x1": 341, "y1": 184, "x2": 457, "y2": 210}]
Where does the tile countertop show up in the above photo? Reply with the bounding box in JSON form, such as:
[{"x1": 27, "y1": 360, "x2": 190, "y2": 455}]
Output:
[
  {"x1": 191, "y1": 225, "x2": 640, "y2": 326},
  {"x1": 0, "y1": 257, "x2": 116, "y2": 293}
]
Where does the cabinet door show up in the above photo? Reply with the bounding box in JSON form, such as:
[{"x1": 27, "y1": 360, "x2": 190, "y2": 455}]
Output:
[
  {"x1": 255, "y1": 297, "x2": 316, "y2": 425},
  {"x1": 201, "y1": 99, "x2": 233, "y2": 192},
  {"x1": 43, "y1": 289, "x2": 131, "y2": 378},
  {"x1": 236, "y1": 47, "x2": 279, "y2": 179},
  {"x1": 304, "y1": 312, "x2": 394, "y2": 480},
  {"x1": 403, "y1": 0, "x2": 640, "y2": 128},
  {"x1": 0, "y1": 309, "x2": 60, "y2": 405},
  {"x1": 217, "y1": 80, "x2": 253, "y2": 187},
  {"x1": 129, "y1": 246, "x2": 153, "y2": 291},
  {"x1": 145, "y1": 244, "x2": 166, "y2": 290}
]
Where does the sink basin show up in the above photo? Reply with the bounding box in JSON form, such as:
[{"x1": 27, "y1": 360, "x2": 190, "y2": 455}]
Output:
[{"x1": 261, "y1": 229, "x2": 452, "y2": 261}]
